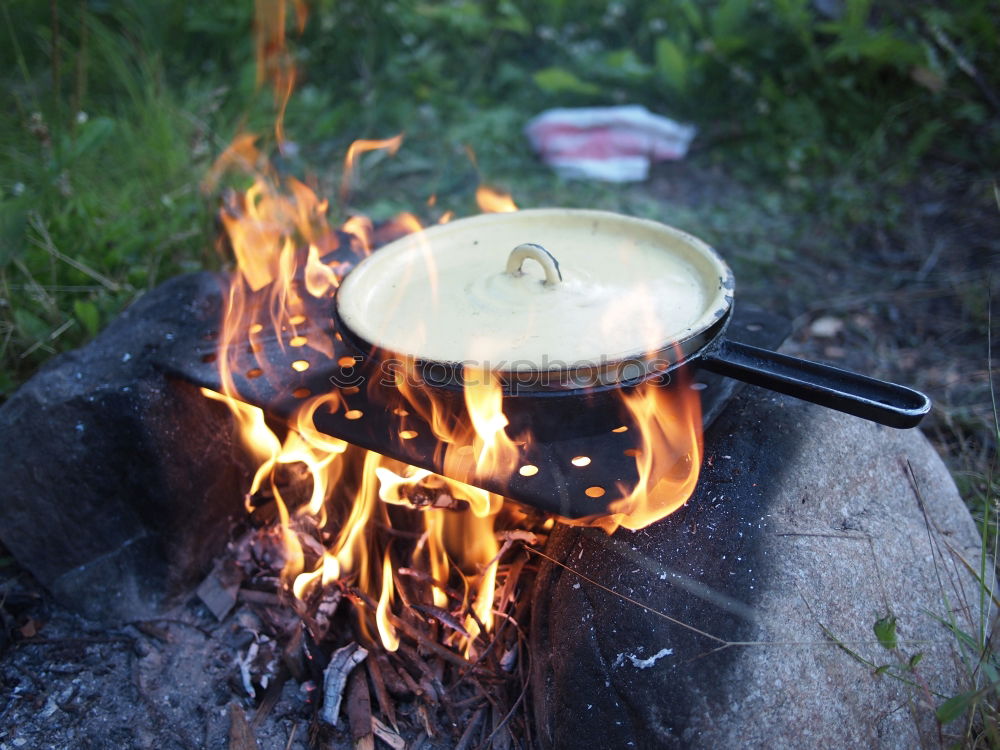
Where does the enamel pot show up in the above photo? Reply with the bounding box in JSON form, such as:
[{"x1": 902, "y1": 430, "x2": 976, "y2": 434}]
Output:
[{"x1": 334, "y1": 209, "x2": 930, "y2": 429}]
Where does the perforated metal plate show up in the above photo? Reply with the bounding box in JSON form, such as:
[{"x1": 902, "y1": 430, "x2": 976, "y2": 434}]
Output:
[{"x1": 155, "y1": 287, "x2": 786, "y2": 518}]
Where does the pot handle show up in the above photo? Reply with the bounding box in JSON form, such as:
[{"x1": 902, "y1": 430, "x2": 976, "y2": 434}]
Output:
[{"x1": 698, "y1": 339, "x2": 931, "y2": 428}]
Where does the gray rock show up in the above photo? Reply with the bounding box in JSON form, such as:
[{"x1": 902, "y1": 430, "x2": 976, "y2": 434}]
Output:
[
  {"x1": 530, "y1": 387, "x2": 983, "y2": 749},
  {"x1": 0, "y1": 272, "x2": 252, "y2": 622}
]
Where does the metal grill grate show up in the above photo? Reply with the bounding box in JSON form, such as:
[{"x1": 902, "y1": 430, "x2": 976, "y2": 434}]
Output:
[{"x1": 156, "y1": 292, "x2": 788, "y2": 518}]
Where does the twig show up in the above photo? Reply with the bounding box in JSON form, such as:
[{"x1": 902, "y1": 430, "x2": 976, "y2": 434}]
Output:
[
  {"x1": 27, "y1": 211, "x2": 121, "y2": 291},
  {"x1": 371, "y1": 717, "x2": 404, "y2": 749},
  {"x1": 411, "y1": 603, "x2": 471, "y2": 638},
  {"x1": 923, "y1": 20, "x2": 1000, "y2": 114},
  {"x1": 250, "y1": 667, "x2": 288, "y2": 730},
  {"x1": 397, "y1": 568, "x2": 464, "y2": 603},
  {"x1": 526, "y1": 546, "x2": 728, "y2": 645},
  {"x1": 320, "y1": 642, "x2": 368, "y2": 726},
  {"x1": 129, "y1": 617, "x2": 216, "y2": 640},
  {"x1": 238, "y1": 589, "x2": 282, "y2": 606},
  {"x1": 130, "y1": 644, "x2": 199, "y2": 749},
  {"x1": 388, "y1": 614, "x2": 474, "y2": 670},
  {"x1": 454, "y1": 706, "x2": 485, "y2": 750},
  {"x1": 346, "y1": 667, "x2": 373, "y2": 746},
  {"x1": 17, "y1": 317, "x2": 74, "y2": 360},
  {"x1": 228, "y1": 703, "x2": 257, "y2": 750},
  {"x1": 12, "y1": 257, "x2": 56, "y2": 312},
  {"x1": 365, "y1": 652, "x2": 397, "y2": 730},
  {"x1": 528, "y1": 546, "x2": 936, "y2": 650},
  {"x1": 482, "y1": 682, "x2": 526, "y2": 748}
]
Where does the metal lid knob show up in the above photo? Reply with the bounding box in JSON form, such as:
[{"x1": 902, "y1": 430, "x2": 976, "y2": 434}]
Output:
[{"x1": 505, "y1": 243, "x2": 563, "y2": 287}]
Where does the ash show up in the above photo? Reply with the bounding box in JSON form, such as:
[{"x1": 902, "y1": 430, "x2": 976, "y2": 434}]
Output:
[{"x1": 0, "y1": 524, "x2": 539, "y2": 750}]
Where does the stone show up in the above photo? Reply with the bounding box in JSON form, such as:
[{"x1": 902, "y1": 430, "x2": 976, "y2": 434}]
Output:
[
  {"x1": 0, "y1": 272, "x2": 253, "y2": 622},
  {"x1": 530, "y1": 386, "x2": 984, "y2": 749}
]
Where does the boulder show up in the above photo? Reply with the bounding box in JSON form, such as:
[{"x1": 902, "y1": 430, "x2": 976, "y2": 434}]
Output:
[
  {"x1": 530, "y1": 387, "x2": 984, "y2": 748},
  {"x1": 0, "y1": 272, "x2": 253, "y2": 622}
]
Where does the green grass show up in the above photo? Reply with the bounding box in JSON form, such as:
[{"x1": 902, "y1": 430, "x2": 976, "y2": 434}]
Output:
[{"x1": 0, "y1": 8, "x2": 226, "y2": 392}]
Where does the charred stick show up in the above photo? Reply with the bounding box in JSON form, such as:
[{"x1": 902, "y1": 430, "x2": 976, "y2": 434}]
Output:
[
  {"x1": 346, "y1": 668, "x2": 373, "y2": 746},
  {"x1": 370, "y1": 717, "x2": 406, "y2": 749},
  {"x1": 394, "y1": 662, "x2": 423, "y2": 697},
  {"x1": 454, "y1": 707, "x2": 486, "y2": 750},
  {"x1": 416, "y1": 703, "x2": 436, "y2": 739},
  {"x1": 397, "y1": 568, "x2": 464, "y2": 603},
  {"x1": 375, "y1": 652, "x2": 411, "y2": 697},
  {"x1": 228, "y1": 703, "x2": 257, "y2": 750},
  {"x1": 490, "y1": 684, "x2": 528, "y2": 748},
  {"x1": 251, "y1": 666, "x2": 289, "y2": 730},
  {"x1": 411, "y1": 604, "x2": 471, "y2": 638},
  {"x1": 365, "y1": 654, "x2": 397, "y2": 729},
  {"x1": 388, "y1": 613, "x2": 474, "y2": 670},
  {"x1": 320, "y1": 642, "x2": 368, "y2": 726},
  {"x1": 450, "y1": 694, "x2": 487, "y2": 710},
  {"x1": 399, "y1": 643, "x2": 441, "y2": 701},
  {"x1": 496, "y1": 554, "x2": 528, "y2": 614},
  {"x1": 281, "y1": 625, "x2": 306, "y2": 683},
  {"x1": 238, "y1": 589, "x2": 282, "y2": 606}
]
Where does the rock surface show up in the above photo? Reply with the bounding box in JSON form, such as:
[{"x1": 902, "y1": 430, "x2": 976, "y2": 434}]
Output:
[
  {"x1": 0, "y1": 272, "x2": 252, "y2": 622},
  {"x1": 530, "y1": 387, "x2": 984, "y2": 749}
]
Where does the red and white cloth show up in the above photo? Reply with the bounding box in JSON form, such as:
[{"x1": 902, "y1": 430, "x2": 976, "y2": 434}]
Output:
[{"x1": 525, "y1": 105, "x2": 696, "y2": 182}]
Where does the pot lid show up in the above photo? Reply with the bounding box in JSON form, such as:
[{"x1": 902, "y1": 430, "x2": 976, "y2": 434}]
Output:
[{"x1": 336, "y1": 209, "x2": 733, "y2": 375}]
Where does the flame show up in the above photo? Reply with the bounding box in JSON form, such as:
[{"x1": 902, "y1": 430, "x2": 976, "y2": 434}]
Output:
[
  {"x1": 201, "y1": 0, "x2": 704, "y2": 660},
  {"x1": 602, "y1": 376, "x2": 702, "y2": 532},
  {"x1": 476, "y1": 185, "x2": 518, "y2": 213},
  {"x1": 253, "y1": 0, "x2": 307, "y2": 148},
  {"x1": 341, "y1": 135, "x2": 404, "y2": 203},
  {"x1": 463, "y1": 372, "x2": 521, "y2": 481},
  {"x1": 376, "y1": 550, "x2": 400, "y2": 651}
]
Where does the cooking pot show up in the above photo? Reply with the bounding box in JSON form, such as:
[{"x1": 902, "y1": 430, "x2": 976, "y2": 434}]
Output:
[{"x1": 334, "y1": 208, "x2": 930, "y2": 429}]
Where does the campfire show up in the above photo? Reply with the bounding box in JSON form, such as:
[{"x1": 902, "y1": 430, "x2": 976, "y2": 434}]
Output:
[{"x1": 177, "y1": 1, "x2": 711, "y2": 742}]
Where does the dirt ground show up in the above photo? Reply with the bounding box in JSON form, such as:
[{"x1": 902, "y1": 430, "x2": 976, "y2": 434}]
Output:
[{"x1": 644, "y1": 159, "x2": 1000, "y2": 482}]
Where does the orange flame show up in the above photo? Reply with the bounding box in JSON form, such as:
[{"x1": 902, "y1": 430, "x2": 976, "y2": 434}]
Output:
[
  {"x1": 599, "y1": 377, "x2": 702, "y2": 533},
  {"x1": 341, "y1": 135, "x2": 404, "y2": 203},
  {"x1": 476, "y1": 185, "x2": 518, "y2": 213},
  {"x1": 376, "y1": 549, "x2": 400, "y2": 651},
  {"x1": 463, "y1": 372, "x2": 521, "y2": 480},
  {"x1": 254, "y1": 0, "x2": 307, "y2": 148}
]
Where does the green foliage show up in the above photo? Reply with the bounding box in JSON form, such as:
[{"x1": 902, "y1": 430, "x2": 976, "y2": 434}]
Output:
[
  {"x1": 0, "y1": 1, "x2": 225, "y2": 393},
  {"x1": 274, "y1": 0, "x2": 1000, "y2": 185},
  {"x1": 873, "y1": 615, "x2": 898, "y2": 650},
  {"x1": 533, "y1": 67, "x2": 601, "y2": 96},
  {"x1": 937, "y1": 691, "x2": 979, "y2": 725}
]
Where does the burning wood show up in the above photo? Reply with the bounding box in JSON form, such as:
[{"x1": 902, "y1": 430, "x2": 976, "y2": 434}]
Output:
[
  {"x1": 190, "y1": 494, "x2": 540, "y2": 745},
  {"x1": 320, "y1": 642, "x2": 367, "y2": 726}
]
